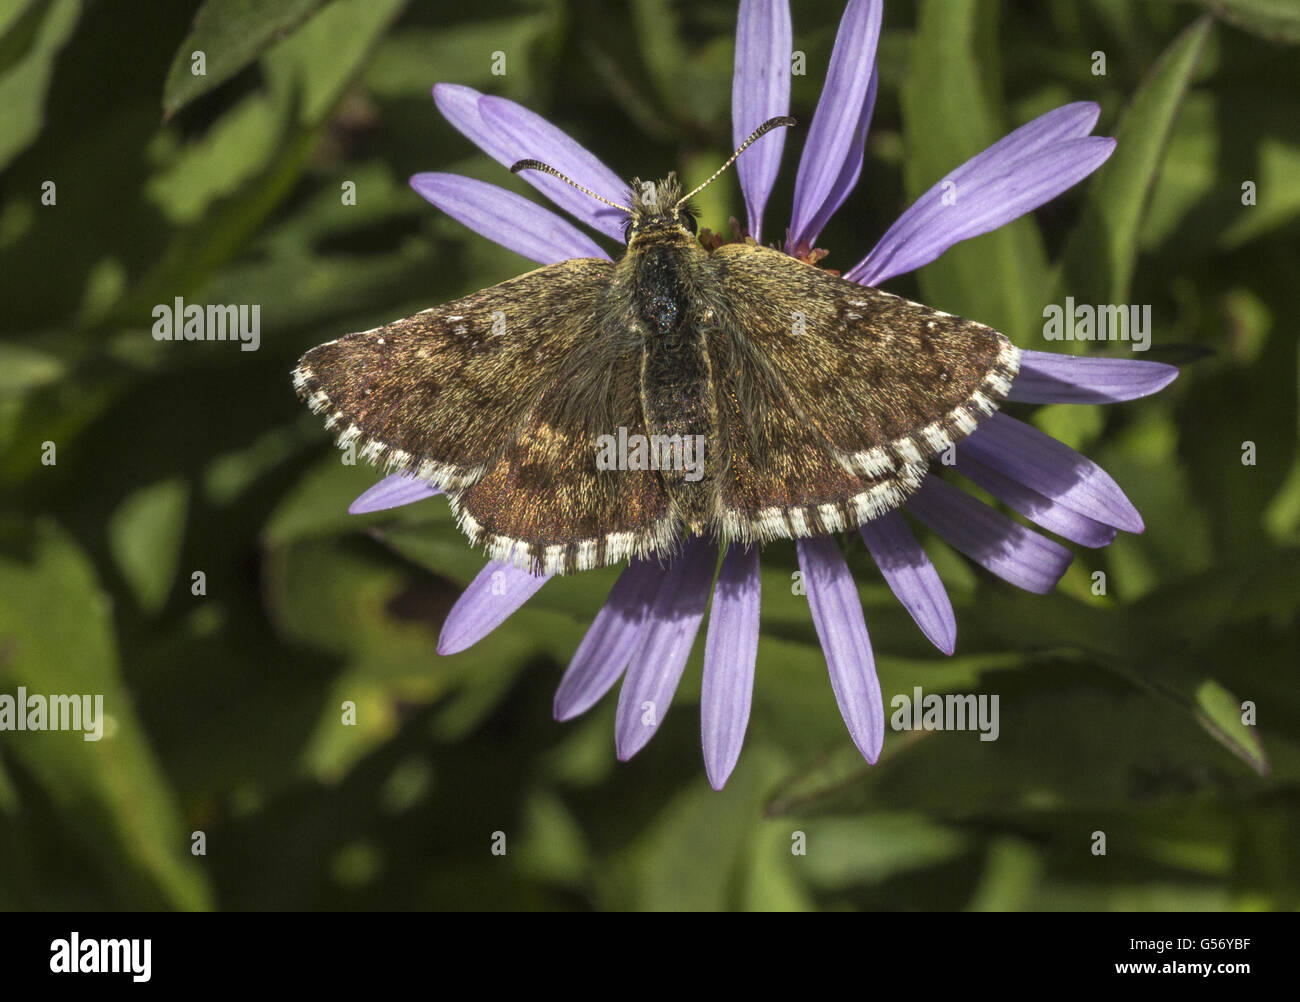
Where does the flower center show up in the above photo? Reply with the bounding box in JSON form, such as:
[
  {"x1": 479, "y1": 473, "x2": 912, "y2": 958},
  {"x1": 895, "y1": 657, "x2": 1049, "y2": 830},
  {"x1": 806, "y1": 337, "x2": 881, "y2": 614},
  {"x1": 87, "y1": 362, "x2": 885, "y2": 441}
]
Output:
[{"x1": 697, "y1": 220, "x2": 838, "y2": 275}]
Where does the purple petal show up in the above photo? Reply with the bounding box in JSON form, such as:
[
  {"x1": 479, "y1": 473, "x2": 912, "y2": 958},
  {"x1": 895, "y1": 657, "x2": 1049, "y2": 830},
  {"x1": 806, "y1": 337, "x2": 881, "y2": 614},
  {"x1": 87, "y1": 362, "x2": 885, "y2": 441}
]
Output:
[
  {"x1": 348, "y1": 475, "x2": 440, "y2": 515},
  {"x1": 701, "y1": 544, "x2": 760, "y2": 790},
  {"x1": 1008, "y1": 349, "x2": 1179, "y2": 404},
  {"x1": 850, "y1": 126, "x2": 1115, "y2": 286},
  {"x1": 959, "y1": 412, "x2": 1144, "y2": 533},
  {"x1": 437, "y1": 561, "x2": 550, "y2": 655},
  {"x1": 614, "y1": 538, "x2": 718, "y2": 761},
  {"x1": 954, "y1": 453, "x2": 1117, "y2": 549},
  {"x1": 848, "y1": 102, "x2": 1103, "y2": 284},
  {"x1": 788, "y1": 0, "x2": 882, "y2": 249},
  {"x1": 859, "y1": 511, "x2": 956, "y2": 655},
  {"x1": 906, "y1": 476, "x2": 1073, "y2": 594},
  {"x1": 410, "y1": 173, "x2": 610, "y2": 265},
  {"x1": 553, "y1": 559, "x2": 667, "y2": 722},
  {"x1": 894, "y1": 101, "x2": 1103, "y2": 223},
  {"x1": 732, "y1": 0, "x2": 792, "y2": 241},
  {"x1": 478, "y1": 96, "x2": 634, "y2": 240},
  {"x1": 434, "y1": 84, "x2": 630, "y2": 242},
  {"x1": 796, "y1": 536, "x2": 883, "y2": 764}
]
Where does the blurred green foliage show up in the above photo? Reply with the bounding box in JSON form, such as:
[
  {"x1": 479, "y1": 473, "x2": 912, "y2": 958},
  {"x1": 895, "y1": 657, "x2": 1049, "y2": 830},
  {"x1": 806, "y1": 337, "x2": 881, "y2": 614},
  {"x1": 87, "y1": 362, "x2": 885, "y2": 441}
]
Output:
[{"x1": 1, "y1": 0, "x2": 1298, "y2": 911}]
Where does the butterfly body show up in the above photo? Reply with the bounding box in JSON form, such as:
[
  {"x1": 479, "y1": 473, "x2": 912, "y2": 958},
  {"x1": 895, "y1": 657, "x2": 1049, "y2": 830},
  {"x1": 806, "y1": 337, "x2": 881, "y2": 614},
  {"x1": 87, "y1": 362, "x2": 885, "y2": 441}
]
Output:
[
  {"x1": 618, "y1": 189, "x2": 723, "y2": 532},
  {"x1": 294, "y1": 170, "x2": 1019, "y2": 575}
]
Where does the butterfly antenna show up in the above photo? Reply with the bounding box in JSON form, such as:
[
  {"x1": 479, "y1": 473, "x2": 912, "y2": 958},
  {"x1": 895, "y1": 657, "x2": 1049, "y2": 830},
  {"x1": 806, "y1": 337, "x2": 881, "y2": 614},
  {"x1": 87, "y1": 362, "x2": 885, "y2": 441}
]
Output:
[
  {"x1": 510, "y1": 159, "x2": 634, "y2": 213},
  {"x1": 675, "y1": 116, "x2": 796, "y2": 207}
]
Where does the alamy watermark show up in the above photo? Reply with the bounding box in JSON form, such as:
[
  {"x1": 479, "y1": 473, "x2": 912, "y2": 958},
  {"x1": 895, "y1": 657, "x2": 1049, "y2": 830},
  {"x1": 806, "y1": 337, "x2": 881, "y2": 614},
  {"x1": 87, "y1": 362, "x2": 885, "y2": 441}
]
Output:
[
  {"x1": 891, "y1": 687, "x2": 999, "y2": 741},
  {"x1": 50, "y1": 933, "x2": 150, "y2": 982},
  {"x1": 1042, "y1": 297, "x2": 1151, "y2": 351},
  {"x1": 595, "y1": 426, "x2": 705, "y2": 482},
  {"x1": 0, "y1": 688, "x2": 104, "y2": 741},
  {"x1": 152, "y1": 296, "x2": 260, "y2": 351}
]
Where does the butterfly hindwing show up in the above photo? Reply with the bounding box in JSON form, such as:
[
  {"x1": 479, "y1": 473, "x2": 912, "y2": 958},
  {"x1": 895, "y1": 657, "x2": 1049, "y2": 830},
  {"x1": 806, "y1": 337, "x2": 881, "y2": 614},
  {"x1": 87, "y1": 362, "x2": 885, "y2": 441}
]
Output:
[
  {"x1": 706, "y1": 324, "x2": 923, "y2": 544},
  {"x1": 449, "y1": 335, "x2": 678, "y2": 574},
  {"x1": 709, "y1": 243, "x2": 1020, "y2": 482},
  {"x1": 292, "y1": 258, "x2": 613, "y2": 489}
]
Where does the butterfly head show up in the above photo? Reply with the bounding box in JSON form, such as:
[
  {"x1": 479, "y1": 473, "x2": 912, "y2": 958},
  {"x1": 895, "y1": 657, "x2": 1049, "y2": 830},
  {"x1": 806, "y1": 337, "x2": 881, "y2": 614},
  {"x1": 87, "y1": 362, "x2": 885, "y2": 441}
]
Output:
[{"x1": 624, "y1": 173, "x2": 697, "y2": 242}]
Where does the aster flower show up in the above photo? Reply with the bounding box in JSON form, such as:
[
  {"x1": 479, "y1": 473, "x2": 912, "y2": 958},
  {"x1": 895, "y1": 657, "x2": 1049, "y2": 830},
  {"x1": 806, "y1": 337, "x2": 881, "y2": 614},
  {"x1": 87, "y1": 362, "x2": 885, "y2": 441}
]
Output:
[{"x1": 350, "y1": 0, "x2": 1179, "y2": 789}]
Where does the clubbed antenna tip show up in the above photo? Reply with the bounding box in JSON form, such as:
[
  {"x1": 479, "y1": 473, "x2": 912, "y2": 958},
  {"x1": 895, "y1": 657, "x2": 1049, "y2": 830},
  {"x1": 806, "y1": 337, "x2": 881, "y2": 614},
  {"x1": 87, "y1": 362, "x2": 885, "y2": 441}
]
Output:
[{"x1": 675, "y1": 116, "x2": 797, "y2": 206}]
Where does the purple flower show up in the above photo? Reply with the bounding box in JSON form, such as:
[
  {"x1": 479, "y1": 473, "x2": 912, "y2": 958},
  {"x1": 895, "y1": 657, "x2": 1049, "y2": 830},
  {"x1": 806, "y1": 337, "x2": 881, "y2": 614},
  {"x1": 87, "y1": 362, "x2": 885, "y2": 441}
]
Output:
[{"x1": 355, "y1": 0, "x2": 1179, "y2": 790}]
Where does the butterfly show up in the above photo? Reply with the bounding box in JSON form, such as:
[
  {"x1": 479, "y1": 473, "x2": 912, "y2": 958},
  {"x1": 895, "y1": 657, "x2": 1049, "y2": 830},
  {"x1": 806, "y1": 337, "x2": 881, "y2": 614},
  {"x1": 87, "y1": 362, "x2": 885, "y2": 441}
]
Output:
[{"x1": 293, "y1": 117, "x2": 1020, "y2": 575}]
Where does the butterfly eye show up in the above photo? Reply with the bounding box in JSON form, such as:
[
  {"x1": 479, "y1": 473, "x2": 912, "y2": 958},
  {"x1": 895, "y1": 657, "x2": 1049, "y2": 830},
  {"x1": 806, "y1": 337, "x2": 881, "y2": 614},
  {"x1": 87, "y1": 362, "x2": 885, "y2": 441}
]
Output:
[{"x1": 680, "y1": 210, "x2": 698, "y2": 235}]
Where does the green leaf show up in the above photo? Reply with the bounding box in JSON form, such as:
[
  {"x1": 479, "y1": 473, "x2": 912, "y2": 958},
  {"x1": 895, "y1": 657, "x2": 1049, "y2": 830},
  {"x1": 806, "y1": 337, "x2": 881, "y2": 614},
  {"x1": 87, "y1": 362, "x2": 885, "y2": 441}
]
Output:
[
  {"x1": 364, "y1": 14, "x2": 559, "y2": 101},
  {"x1": 125, "y1": 124, "x2": 320, "y2": 324},
  {"x1": 0, "y1": 521, "x2": 211, "y2": 909},
  {"x1": 134, "y1": 0, "x2": 410, "y2": 313},
  {"x1": 262, "y1": 532, "x2": 576, "y2": 781},
  {"x1": 976, "y1": 589, "x2": 1272, "y2": 776},
  {"x1": 739, "y1": 820, "x2": 816, "y2": 911},
  {"x1": 515, "y1": 790, "x2": 590, "y2": 886},
  {"x1": 0, "y1": 342, "x2": 64, "y2": 393},
  {"x1": 966, "y1": 837, "x2": 1042, "y2": 911},
  {"x1": 1060, "y1": 13, "x2": 1214, "y2": 305},
  {"x1": 161, "y1": 0, "x2": 326, "y2": 117},
  {"x1": 902, "y1": 0, "x2": 1050, "y2": 341},
  {"x1": 630, "y1": 0, "x2": 731, "y2": 127},
  {"x1": 146, "y1": 92, "x2": 289, "y2": 225},
  {"x1": 1193, "y1": 679, "x2": 1267, "y2": 776},
  {"x1": 260, "y1": 0, "x2": 408, "y2": 127},
  {"x1": 1199, "y1": 0, "x2": 1300, "y2": 43},
  {"x1": 1264, "y1": 328, "x2": 1300, "y2": 543},
  {"x1": 107, "y1": 477, "x2": 190, "y2": 614},
  {"x1": 0, "y1": 0, "x2": 80, "y2": 171},
  {"x1": 1127, "y1": 548, "x2": 1300, "y2": 647},
  {"x1": 798, "y1": 813, "x2": 971, "y2": 887},
  {"x1": 610, "y1": 761, "x2": 767, "y2": 910},
  {"x1": 1140, "y1": 91, "x2": 1300, "y2": 253}
]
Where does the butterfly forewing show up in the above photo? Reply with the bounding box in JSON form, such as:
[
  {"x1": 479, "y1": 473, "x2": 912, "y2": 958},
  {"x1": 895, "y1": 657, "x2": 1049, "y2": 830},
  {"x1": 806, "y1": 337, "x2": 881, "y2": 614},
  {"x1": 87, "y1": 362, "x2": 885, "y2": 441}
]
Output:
[
  {"x1": 710, "y1": 243, "x2": 1020, "y2": 481},
  {"x1": 292, "y1": 258, "x2": 613, "y2": 489}
]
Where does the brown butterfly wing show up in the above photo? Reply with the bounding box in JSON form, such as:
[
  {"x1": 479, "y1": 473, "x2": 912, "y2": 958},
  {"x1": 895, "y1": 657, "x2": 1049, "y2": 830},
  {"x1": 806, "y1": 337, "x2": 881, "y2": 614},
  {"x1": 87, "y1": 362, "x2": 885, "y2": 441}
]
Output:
[
  {"x1": 705, "y1": 323, "x2": 916, "y2": 544},
  {"x1": 448, "y1": 335, "x2": 678, "y2": 575},
  {"x1": 704, "y1": 243, "x2": 1018, "y2": 537},
  {"x1": 711, "y1": 243, "x2": 1019, "y2": 478},
  {"x1": 292, "y1": 258, "x2": 614, "y2": 489}
]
